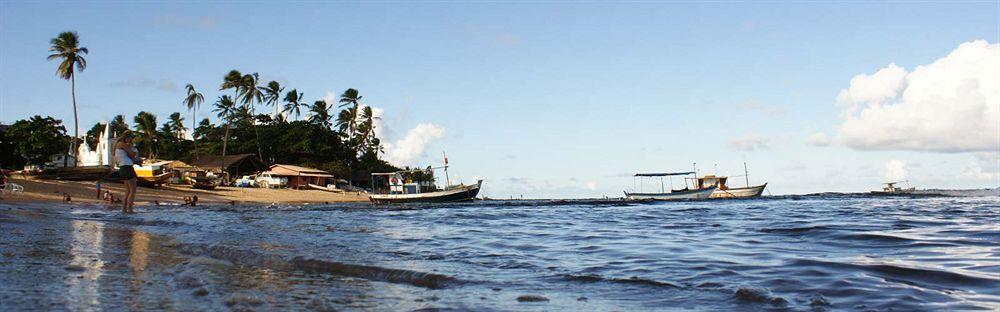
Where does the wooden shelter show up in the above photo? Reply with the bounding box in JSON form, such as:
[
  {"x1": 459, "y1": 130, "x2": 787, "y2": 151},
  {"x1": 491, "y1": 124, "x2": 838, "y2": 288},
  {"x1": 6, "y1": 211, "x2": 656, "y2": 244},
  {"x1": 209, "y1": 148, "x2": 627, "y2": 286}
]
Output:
[
  {"x1": 189, "y1": 154, "x2": 264, "y2": 181},
  {"x1": 266, "y1": 164, "x2": 334, "y2": 189}
]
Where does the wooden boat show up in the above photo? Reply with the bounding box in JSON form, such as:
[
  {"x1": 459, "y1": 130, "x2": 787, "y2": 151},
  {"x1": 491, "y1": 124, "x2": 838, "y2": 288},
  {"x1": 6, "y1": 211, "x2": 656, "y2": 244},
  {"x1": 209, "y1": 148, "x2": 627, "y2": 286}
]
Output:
[
  {"x1": 308, "y1": 183, "x2": 344, "y2": 193},
  {"x1": 625, "y1": 186, "x2": 717, "y2": 201},
  {"x1": 369, "y1": 155, "x2": 482, "y2": 204},
  {"x1": 625, "y1": 172, "x2": 716, "y2": 201},
  {"x1": 870, "y1": 181, "x2": 915, "y2": 195},
  {"x1": 688, "y1": 175, "x2": 767, "y2": 199},
  {"x1": 134, "y1": 162, "x2": 173, "y2": 187},
  {"x1": 370, "y1": 180, "x2": 482, "y2": 204},
  {"x1": 185, "y1": 170, "x2": 219, "y2": 190}
]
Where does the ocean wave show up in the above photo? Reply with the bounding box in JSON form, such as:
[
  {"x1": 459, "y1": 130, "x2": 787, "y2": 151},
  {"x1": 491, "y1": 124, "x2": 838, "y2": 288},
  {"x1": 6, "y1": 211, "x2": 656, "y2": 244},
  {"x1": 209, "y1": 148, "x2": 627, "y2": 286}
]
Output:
[
  {"x1": 789, "y1": 258, "x2": 1000, "y2": 289},
  {"x1": 560, "y1": 274, "x2": 681, "y2": 288},
  {"x1": 175, "y1": 242, "x2": 461, "y2": 289}
]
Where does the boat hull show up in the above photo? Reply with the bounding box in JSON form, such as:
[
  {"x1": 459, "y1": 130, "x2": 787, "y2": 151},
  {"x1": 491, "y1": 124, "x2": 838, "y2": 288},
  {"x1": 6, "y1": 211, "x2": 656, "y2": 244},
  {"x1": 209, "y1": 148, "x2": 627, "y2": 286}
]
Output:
[
  {"x1": 370, "y1": 180, "x2": 482, "y2": 204},
  {"x1": 710, "y1": 183, "x2": 767, "y2": 199},
  {"x1": 625, "y1": 186, "x2": 716, "y2": 201}
]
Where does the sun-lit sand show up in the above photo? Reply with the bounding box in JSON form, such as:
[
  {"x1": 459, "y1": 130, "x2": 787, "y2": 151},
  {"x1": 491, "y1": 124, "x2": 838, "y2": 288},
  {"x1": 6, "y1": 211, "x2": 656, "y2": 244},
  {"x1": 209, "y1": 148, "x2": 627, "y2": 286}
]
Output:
[{"x1": 2, "y1": 177, "x2": 369, "y2": 205}]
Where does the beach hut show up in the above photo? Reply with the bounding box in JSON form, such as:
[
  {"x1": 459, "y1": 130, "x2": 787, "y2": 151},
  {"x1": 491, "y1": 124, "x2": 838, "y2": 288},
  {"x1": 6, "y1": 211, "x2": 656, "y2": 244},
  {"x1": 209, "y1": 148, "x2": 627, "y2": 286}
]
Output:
[
  {"x1": 189, "y1": 154, "x2": 264, "y2": 182},
  {"x1": 265, "y1": 164, "x2": 335, "y2": 189}
]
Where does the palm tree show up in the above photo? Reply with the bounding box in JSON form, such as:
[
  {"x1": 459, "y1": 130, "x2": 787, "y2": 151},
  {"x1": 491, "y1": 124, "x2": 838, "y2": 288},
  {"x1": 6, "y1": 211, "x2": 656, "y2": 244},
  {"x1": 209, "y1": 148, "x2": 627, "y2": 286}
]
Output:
[
  {"x1": 261, "y1": 80, "x2": 284, "y2": 118},
  {"x1": 239, "y1": 73, "x2": 264, "y2": 160},
  {"x1": 309, "y1": 100, "x2": 333, "y2": 129},
  {"x1": 335, "y1": 106, "x2": 356, "y2": 134},
  {"x1": 338, "y1": 88, "x2": 363, "y2": 140},
  {"x1": 359, "y1": 106, "x2": 380, "y2": 151},
  {"x1": 168, "y1": 112, "x2": 186, "y2": 139},
  {"x1": 109, "y1": 115, "x2": 129, "y2": 137},
  {"x1": 182, "y1": 84, "x2": 204, "y2": 139},
  {"x1": 282, "y1": 89, "x2": 306, "y2": 121},
  {"x1": 47, "y1": 31, "x2": 89, "y2": 165},
  {"x1": 213, "y1": 95, "x2": 236, "y2": 171},
  {"x1": 221, "y1": 70, "x2": 243, "y2": 102},
  {"x1": 133, "y1": 111, "x2": 159, "y2": 158}
]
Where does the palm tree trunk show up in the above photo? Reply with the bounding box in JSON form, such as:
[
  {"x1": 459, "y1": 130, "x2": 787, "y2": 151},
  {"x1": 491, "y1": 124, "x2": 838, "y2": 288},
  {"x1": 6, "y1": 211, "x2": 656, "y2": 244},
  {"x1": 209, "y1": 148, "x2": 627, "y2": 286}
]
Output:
[
  {"x1": 70, "y1": 72, "x2": 79, "y2": 167},
  {"x1": 192, "y1": 109, "x2": 198, "y2": 157},
  {"x1": 221, "y1": 123, "x2": 229, "y2": 182}
]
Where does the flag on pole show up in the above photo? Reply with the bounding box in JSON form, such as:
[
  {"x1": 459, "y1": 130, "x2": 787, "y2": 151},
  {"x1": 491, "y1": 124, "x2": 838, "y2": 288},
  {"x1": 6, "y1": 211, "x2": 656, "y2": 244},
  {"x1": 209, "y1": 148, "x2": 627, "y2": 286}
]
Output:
[{"x1": 443, "y1": 152, "x2": 448, "y2": 165}]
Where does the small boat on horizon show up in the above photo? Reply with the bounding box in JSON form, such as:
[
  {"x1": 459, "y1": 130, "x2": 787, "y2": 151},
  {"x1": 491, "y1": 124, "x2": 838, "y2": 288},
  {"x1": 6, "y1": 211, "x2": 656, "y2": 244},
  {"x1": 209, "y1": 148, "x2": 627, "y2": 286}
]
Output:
[
  {"x1": 870, "y1": 181, "x2": 916, "y2": 195},
  {"x1": 624, "y1": 172, "x2": 717, "y2": 201}
]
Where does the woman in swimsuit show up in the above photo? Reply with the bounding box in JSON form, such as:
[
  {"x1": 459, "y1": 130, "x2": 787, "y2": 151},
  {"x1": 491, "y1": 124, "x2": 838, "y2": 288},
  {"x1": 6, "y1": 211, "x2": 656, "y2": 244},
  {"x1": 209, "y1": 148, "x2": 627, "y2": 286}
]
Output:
[{"x1": 115, "y1": 132, "x2": 141, "y2": 213}]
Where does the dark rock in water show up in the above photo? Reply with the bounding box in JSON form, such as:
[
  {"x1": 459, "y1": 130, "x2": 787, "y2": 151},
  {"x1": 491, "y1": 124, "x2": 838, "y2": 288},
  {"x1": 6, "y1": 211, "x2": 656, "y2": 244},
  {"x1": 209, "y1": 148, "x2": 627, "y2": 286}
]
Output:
[
  {"x1": 192, "y1": 287, "x2": 209, "y2": 297},
  {"x1": 810, "y1": 294, "x2": 830, "y2": 306},
  {"x1": 64, "y1": 265, "x2": 85, "y2": 272},
  {"x1": 734, "y1": 286, "x2": 771, "y2": 302},
  {"x1": 769, "y1": 297, "x2": 788, "y2": 306},
  {"x1": 516, "y1": 295, "x2": 549, "y2": 302},
  {"x1": 576, "y1": 297, "x2": 588, "y2": 301}
]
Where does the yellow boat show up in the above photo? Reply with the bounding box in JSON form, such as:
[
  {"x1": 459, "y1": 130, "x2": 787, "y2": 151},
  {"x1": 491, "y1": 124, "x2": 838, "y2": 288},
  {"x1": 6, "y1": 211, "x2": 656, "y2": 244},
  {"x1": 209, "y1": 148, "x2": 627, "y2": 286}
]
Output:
[{"x1": 133, "y1": 161, "x2": 173, "y2": 187}]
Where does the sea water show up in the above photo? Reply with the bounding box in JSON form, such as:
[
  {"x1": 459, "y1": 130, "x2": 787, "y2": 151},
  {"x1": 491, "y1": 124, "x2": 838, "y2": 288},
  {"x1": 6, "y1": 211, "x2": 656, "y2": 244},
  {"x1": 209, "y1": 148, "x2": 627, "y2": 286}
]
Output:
[{"x1": 1, "y1": 195, "x2": 997, "y2": 311}]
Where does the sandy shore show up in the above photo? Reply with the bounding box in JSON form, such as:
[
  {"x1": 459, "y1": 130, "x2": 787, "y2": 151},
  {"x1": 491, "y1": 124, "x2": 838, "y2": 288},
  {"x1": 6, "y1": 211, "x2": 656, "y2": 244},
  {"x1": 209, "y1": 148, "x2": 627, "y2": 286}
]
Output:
[{"x1": 2, "y1": 177, "x2": 369, "y2": 205}]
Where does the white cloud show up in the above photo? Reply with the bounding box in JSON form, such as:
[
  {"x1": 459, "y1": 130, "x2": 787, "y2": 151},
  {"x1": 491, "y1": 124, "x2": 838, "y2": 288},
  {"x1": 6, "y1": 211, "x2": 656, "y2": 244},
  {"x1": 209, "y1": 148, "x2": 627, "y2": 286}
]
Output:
[
  {"x1": 382, "y1": 123, "x2": 445, "y2": 166},
  {"x1": 884, "y1": 159, "x2": 909, "y2": 182},
  {"x1": 961, "y1": 152, "x2": 1000, "y2": 180},
  {"x1": 727, "y1": 132, "x2": 769, "y2": 151},
  {"x1": 835, "y1": 40, "x2": 1000, "y2": 153},
  {"x1": 806, "y1": 132, "x2": 830, "y2": 147},
  {"x1": 585, "y1": 181, "x2": 598, "y2": 191}
]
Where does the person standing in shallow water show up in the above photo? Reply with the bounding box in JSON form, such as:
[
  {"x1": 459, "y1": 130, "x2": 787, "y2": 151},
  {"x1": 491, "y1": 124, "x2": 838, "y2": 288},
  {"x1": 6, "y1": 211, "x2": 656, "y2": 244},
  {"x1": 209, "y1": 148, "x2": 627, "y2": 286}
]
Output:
[{"x1": 114, "y1": 132, "x2": 141, "y2": 213}]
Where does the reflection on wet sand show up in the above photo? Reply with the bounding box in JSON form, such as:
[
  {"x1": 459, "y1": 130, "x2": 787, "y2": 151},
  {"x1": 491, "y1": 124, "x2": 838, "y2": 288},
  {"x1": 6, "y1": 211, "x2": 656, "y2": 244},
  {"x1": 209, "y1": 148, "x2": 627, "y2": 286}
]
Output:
[{"x1": 66, "y1": 220, "x2": 104, "y2": 312}]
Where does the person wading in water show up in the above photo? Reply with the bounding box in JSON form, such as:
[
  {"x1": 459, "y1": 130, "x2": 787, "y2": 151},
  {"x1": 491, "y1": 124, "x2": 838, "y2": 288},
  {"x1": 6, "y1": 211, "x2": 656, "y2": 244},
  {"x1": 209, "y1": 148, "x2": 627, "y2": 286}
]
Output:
[{"x1": 115, "y1": 132, "x2": 141, "y2": 213}]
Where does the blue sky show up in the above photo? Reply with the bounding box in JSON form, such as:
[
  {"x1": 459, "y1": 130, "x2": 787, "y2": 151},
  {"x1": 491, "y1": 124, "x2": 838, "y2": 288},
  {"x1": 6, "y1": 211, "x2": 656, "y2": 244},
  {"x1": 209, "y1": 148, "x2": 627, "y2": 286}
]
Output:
[{"x1": 2, "y1": 1, "x2": 998, "y2": 197}]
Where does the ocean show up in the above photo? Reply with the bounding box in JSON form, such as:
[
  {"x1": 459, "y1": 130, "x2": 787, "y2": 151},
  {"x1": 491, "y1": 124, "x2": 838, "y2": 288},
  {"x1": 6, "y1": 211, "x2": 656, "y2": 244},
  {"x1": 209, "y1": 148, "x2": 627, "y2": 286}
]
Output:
[{"x1": 1, "y1": 195, "x2": 998, "y2": 311}]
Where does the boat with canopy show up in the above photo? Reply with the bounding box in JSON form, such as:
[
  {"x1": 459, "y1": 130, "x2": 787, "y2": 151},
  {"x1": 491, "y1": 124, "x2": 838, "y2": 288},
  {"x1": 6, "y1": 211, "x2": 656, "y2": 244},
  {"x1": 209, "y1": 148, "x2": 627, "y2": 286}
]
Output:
[{"x1": 624, "y1": 171, "x2": 716, "y2": 201}]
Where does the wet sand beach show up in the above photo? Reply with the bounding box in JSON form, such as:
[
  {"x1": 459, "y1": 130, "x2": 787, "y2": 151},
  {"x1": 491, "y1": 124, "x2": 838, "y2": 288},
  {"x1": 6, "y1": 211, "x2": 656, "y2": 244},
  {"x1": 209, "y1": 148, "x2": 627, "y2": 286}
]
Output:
[{"x1": 2, "y1": 177, "x2": 368, "y2": 205}]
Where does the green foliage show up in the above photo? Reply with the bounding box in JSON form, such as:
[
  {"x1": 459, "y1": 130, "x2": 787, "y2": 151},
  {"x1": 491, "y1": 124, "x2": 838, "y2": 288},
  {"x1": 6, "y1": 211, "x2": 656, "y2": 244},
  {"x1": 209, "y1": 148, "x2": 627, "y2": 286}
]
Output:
[
  {"x1": 133, "y1": 111, "x2": 159, "y2": 157},
  {"x1": 85, "y1": 122, "x2": 104, "y2": 150},
  {"x1": 5, "y1": 116, "x2": 70, "y2": 165}
]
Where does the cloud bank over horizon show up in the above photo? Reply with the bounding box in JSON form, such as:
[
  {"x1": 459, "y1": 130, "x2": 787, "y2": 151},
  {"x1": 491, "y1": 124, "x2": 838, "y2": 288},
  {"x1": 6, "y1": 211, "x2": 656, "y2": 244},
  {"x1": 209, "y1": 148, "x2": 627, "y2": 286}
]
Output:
[{"x1": 834, "y1": 40, "x2": 1000, "y2": 153}]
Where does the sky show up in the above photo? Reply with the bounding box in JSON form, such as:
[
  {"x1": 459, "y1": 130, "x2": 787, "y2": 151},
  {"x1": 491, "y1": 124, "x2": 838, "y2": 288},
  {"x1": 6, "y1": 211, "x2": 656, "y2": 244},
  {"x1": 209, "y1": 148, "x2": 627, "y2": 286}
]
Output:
[{"x1": 1, "y1": 1, "x2": 998, "y2": 198}]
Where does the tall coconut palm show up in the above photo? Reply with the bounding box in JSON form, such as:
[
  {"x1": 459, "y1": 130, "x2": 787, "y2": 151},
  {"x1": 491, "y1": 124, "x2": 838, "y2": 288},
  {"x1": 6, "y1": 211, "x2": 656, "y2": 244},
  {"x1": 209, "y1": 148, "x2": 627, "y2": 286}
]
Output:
[
  {"x1": 213, "y1": 95, "x2": 236, "y2": 172},
  {"x1": 168, "y1": 112, "x2": 186, "y2": 139},
  {"x1": 309, "y1": 100, "x2": 333, "y2": 129},
  {"x1": 359, "y1": 106, "x2": 380, "y2": 151},
  {"x1": 282, "y1": 89, "x2": 306, "y2": 121},
  {"x1": 221, "y1": 70, "x2": 243, "y2": 102},
  {"x1": 134, "y1": 111, "x2": 159, "y2": 158},
  {"x1": 237, "y1": 73, "x2": 265, "y2": 161},
  {"x1": 261, "y1": 80, "x2": 284, "y2": 118},
  {"x1": 47, "y1": 31, "x2": 89, "y2": 165},
  {"x1": 338, "y1": 88, "x2": 363, "y2": 140},
  {"x1": 182, "y1": 84, "x2": 204, "y2": 139}
]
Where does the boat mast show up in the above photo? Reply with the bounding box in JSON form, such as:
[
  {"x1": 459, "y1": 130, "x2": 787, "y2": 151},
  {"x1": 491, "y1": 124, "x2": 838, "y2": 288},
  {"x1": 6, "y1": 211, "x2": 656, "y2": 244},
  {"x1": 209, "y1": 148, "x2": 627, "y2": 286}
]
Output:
[
  {"x1": 443, "y1": 151, "x2": 451, "y2": 188},
  {"x1": 744, "y1": 162, "x2": 750, "y2": 187}
]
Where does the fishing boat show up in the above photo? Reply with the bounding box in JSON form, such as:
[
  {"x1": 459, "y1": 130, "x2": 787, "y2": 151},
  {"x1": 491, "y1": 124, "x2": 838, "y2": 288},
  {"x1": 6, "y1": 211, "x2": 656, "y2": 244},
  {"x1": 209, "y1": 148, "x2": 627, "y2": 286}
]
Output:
[
  {"x1": 624, "y1": 172, "x2": 716, "y2": 201},
  {"x1": 870, "y1": 181, "x2": 915, "y2": 195},
  {"x1": 133, "y1": 161, "x2": 173, "y2": 187},
  {"x1": 688, "y1": 175, "x2": 767, "y2": 199},
  {"x1": 686, "y1": 163, "x2": 767, "y2": 199},
  {"x1": 308, "y1": 183, "x2": 344, "y2": 193},
  {"x1": 369, "y1": 154, "x2": 482, "y2": 204},
  {"x1": 185, "y1": 170, "x2": 219, "y2": 190}
]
